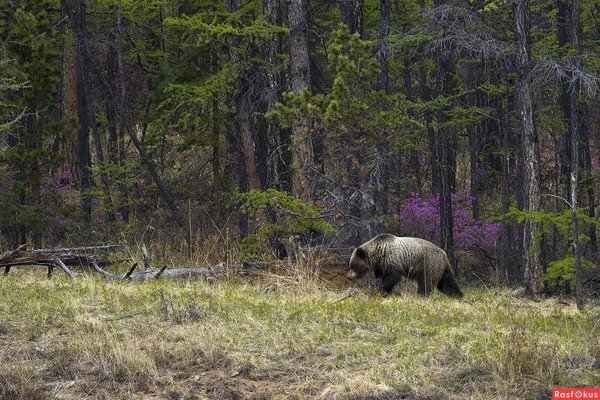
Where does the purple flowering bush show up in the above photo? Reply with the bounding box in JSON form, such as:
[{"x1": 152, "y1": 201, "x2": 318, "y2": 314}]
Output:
[{"x1": 398, "y1": 191, "x2": 501, "y2": 252}]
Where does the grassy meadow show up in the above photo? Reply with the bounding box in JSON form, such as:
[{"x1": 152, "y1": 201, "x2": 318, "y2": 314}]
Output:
[{"x1": 0, "y1": 266, "x2": 598, "y2": 400}]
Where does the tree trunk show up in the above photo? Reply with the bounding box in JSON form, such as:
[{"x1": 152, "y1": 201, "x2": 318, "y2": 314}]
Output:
[
  {"x1": 500, "y1": 94, "x2": 515, "y2": 284},
  {"x1": 435, "y1": 41, "x2": 455, "y2": 272},
  {"x1": 557, "y1": 0, "x2": 572, "y2": 197},
  {"x1": 72, "y1": 0, "x2": 92, "y2": 224},
  {"x1": 264, "y1": 0, "x2": 284, "y2": 189},
  {"x1": 224, "y1": 0, "x2": 261, "y2": 194},
  {"x1": 237, "y1": 101, "x2": 261, "y2": 192},
  {"x1": 71, "y1": 0, "x2": 115, "y2": 223},
  {"x1": 467, "y1": 63, "x2": 480, "y2": 221},
  {"x1": 340, "y1": 0, "x2": 364, "y2": 36},
  {"x1": 104, "y1": 9, "x2": 129, "y2": 222},
  {"x1": 288, "y1": 0, "x2": 313, "y2": 200},
  {"x1": 513, "y1": 0, "x2": 543, "y2": 296},
  {"x1": 582, "y1": 108, "x2": 597, "y2": 253},
  {"x1": 378, "y1": 0, "x2": 390, "y2": 93},
  {"x1": 566, "y1": 0, "x2": 583, "y2": 309},
  {"x1": 419, "y1": 0, "x2": 439, "y2": 198},
  {"x1": 90, "y1": 109, "x2": 115, "y2": 222},
  {"x1": 467, "y1": 123, "x2": 479, "y2": 221},
  {"x1": 404, "y1": 49, "x2": 422, "y2": 196},
  {"x1": 211, "y1": 98, "x2": 221, "y2": 194},
  {"x1": 374, "y1": 0, "x2": 391, "y2": 216}
]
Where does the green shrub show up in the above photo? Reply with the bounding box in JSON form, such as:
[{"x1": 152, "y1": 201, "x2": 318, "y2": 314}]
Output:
[{"x1": 237, "y1": 189, "x2": 335, "y2": 260}]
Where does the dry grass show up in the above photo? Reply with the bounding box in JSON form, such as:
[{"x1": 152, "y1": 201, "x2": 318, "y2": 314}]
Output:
[{"x1": 0, "y1": 266, "x2": 598, "y2": 400}]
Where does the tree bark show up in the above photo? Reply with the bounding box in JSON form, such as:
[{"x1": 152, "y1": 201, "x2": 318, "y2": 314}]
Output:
[
  {"x1": 582, "y1": 109, "x2": 597, "y2": 253},
  {"x1": 224, "y1": 0, "x2": 262, "y2": 195},
  {"x1": 419, "y1": 0, "x2": 439, "y2": 198},
  {"x1": 71, "y1": 0, "x2": 92, "y2": 224},
  {"x1": 513, "y1": 0, "x2": 543, "y2": 296},
  {"x1": 566, "y1": 0, "x2": 584, "y2": 309},
  {"x1": 378, "y1": 0, "x2": 390, "y2": 92},
  {"x1": 340, "y1": 0, "x2": 364, "y2": 36},
  {"x1": 90, "y1": 109, "x2": 115, "y2": 222},
  {"x1": 104, "y1": 41, "x2": 129, "y2": 221},
  {"x1": 435, "y1": 38, "x2": 455, "y2": 272},
  {"x1": 288, "y1": 0, "x2": 313, "y2": 200},
  {"x1": 557, "y1": 0, "x2": 572, "y2": 197},
  {"x1": 374, "y1": 0, "x2": 391, "y2": 215},
  {"x1": 467, "y1": 123, "x2": 479, "y2": 221},
  {"x1": 263, "y1": 0, "x2": 284, "y2": 189},
  {"x1": 237, "y1": 101, "x2": 261, "y2": 192},
  {"x1": 500, "y1": 94, "x2": 515, "y2": 284}
]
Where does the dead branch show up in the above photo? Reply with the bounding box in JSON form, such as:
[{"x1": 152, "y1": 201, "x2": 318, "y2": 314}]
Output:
[
  {"x1": 530, "y1": 57, "x2": 599, "y2": 95},
  {"x1": 90, "y1": 258, "x2": 112, "y2": 277},
  {"x1": 141, "y1": 244, "x2": 152, "y2": 271},
  {"x1": 54, "y1": 259, "x2": 75, "y2": 279},
  {"x1": 424, "y1": 4, "x2": 508, "y2": 63},
  {"x1": 122, "y1": 263, "x2": 139, "y2": 280},
  {"x1": 101, "y1": 309, "x2": 149, "y2": 322},
  {"x1": 154, "y1": 266, "x2": 168, "y2": 279}
]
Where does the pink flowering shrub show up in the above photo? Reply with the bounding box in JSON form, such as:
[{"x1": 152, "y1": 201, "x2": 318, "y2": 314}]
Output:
[{"x1": 398, "y1": 191, "x2": 501, "y2": 252}]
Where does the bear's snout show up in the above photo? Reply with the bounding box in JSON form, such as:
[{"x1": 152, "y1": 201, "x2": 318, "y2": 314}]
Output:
[{"x1": 347, "y1": 269, "x2": 358, "y2": 280}]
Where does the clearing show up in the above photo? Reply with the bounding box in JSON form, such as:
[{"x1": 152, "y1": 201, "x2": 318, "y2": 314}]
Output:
[{"x1": 0, "y1": 267, "x2": 598, "y2": 400}]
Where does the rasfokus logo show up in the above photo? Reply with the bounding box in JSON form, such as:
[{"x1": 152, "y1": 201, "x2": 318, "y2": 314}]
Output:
[{"x1": 552, "y1": 388, "x2": 600, "y2": 399}]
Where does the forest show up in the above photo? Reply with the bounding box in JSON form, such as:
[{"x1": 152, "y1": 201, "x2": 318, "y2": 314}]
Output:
[{"x1": 1, "y1": 0, "x2": 600, "y2": 299}]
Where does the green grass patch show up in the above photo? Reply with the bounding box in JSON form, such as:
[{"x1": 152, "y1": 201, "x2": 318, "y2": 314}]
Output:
[{"x1": 0, "y1": 270, "x2": 598, "y2": 399}]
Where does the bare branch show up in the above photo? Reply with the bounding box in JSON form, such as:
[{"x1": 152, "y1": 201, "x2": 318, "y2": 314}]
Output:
[
  {"x1": 154, "y1": 266, "x2": 168, "y2": 279},
  {"x1": 421, "y1": 4, "x2": 508, "y2": 63},
  {"x1": 123, "y1": 263, "x2": 138, "y2": 280},
  {"x1": 423, "y1": 4, "x2": 479, "y2": 31},
  {"x1": 530, "y1": 57, "x2": 599, "y2": 95}
]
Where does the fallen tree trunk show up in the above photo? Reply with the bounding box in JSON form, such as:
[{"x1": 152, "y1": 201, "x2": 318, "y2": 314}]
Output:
[
  {"x1": 1, "y1": 244, "x2": 120, "y2": 278},
  {"x1": 31, "y1": 244, "x2": 125, "y2": 254},
  {"x1": 107, "y1": 263, "x2": 226, "y2": 281},
  {"x1": 2, "y1": 243, "x2": 267, "y2": 281}
]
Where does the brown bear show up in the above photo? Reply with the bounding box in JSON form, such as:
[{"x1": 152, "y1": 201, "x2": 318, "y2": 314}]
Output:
[{"x1": 347, "y1": 234, "x2": 463, "y2": 298}]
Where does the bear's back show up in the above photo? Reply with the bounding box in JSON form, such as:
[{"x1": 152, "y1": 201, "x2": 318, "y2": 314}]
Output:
[{"x1": 363, "y1": 235, "x2": 447, "y2": 268}]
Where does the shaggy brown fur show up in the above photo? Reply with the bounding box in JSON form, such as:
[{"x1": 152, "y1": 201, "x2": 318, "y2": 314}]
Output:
[{"x1": 348, "y1": 234, "x2": 463, "y2": 298}]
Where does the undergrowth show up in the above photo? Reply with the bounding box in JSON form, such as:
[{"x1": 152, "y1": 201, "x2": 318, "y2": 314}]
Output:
[{"x1": 0, "y1": 268, "x2": 598, "y2": 400}]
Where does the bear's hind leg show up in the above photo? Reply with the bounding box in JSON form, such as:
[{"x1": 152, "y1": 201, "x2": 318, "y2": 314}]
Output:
[{"x1": 417, "y1": 275, "x2": 434, "y2": 297}]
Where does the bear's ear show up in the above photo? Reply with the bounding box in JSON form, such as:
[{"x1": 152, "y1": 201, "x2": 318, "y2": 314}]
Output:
[{"x1": 355, "y1": 247, "x2": 367, "y2": 259}]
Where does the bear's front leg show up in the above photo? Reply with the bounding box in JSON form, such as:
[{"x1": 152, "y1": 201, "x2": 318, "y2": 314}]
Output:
[{"x1": 379, "y1": 270, "x2": 402, "y2": 295}]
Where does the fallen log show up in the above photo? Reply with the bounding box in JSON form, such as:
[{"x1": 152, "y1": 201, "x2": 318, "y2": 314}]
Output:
[
  {"x1": 2, "y1": 242, "x2": 268, "y2": 281},
  {"x1": 31, "y1": 244, "x2": 125, "y2": 254},
  {"x1": 1, "y1": 244, "x2": 120, "y2": 278},
  {"x1": 107, "y1": 262, "x2": 226, "y2": 281}
]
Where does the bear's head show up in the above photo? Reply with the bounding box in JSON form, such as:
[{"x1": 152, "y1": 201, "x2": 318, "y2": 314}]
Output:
[{"x1": 347, "y1": 247, "x2": 370, "y2": 280}]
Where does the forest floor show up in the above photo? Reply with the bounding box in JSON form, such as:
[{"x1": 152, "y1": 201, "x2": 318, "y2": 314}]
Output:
[{"x1": 0, "y1": 264, "x2": 599, "y2": 400}]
